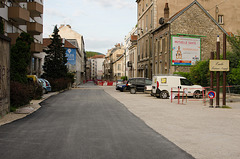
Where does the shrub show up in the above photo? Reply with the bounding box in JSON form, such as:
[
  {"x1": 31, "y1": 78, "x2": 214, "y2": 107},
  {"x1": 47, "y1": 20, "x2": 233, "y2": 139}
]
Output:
[
  {"x1": 173, "y1": 72, "x2": 191, "y2": 79},
  {"x1": 28, "y1": 82, "x2": 43, "y2": 100},
  {"x1": 10, "y1": 81, "x2": 43, "y2": 109},
  {"x1": 47, "y1": 78, "x2": 72, "y2": 92},
  {"x1": 10, "y1": 81, "x2": 31, "y2": 108},
  {"x1": 121, "y1": 76, "x2": 128, "y2": 81}
]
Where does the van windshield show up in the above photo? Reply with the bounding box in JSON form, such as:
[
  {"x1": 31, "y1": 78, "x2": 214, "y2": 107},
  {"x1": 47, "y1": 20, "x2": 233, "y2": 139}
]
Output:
[{"x1": 180, "y1": 79, "x2": 193, "y2": 86}]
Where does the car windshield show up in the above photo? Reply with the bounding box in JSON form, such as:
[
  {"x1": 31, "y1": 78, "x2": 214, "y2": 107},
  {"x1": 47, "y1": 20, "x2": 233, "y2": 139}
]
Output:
[{"x1": 145, "y1": 79, "x2": 152, "y2": 85}]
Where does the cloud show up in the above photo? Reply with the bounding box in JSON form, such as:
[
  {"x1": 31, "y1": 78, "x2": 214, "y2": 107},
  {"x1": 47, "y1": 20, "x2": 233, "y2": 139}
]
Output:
[
  {"x1": 44, "y1": 8, "x2": 66, "y2": 18},
  {"x1": 85, "y1": 37, "x2": 119, "y2": 53},
  {"x1": 83, "y1": 0, "x2": 135, "y2": 9}
]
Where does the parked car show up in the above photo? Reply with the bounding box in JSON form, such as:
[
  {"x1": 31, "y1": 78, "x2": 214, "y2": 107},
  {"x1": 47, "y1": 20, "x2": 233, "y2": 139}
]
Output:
[
  {"x1": 27, "y1": 75, "x2": 40, "y2": 83},
  {"x1": 152, "y1": 75, "x2": 203, "y2": 99},
  {"x1": 118, "y1": 84, "x2": 128, "y2": 92},
  {"x1": 38, "y1": 78, "x2": 52, "y2": 94},
  {"x1": 126, "y1": 78, "x2": 152, "y2": 94},
  {"x1": 116, "y1": 79, "x2": 124, "y2": 90}
]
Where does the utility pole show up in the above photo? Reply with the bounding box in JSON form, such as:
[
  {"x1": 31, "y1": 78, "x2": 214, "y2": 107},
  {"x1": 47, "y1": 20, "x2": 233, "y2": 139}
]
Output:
[
  {"x1": 216, "y1": 36, "x2": 220, "y2": 108},
  {"x1": 223, "y1": 33, "x2": 227, "y2": 106}
]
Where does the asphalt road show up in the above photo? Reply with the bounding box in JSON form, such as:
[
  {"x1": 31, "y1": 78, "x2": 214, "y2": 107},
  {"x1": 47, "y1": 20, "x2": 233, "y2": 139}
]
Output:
[{"x1": 0, "y1": 83, "x2": 194, "y2": 159}]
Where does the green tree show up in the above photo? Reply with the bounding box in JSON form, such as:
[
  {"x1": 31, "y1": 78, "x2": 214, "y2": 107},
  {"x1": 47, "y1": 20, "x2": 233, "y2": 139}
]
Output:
[
  {"x1": 10, "y1": 32, "x2": 33, "y2": 83},
  {"x1": 227, "y1": 33, "x2": 240, "y2": 85},
  {"x1": 228, "y1": 61, "x2": 240, "y2": 85},
  {"x1": 43, "y1": 25, "x2": 68, "y2": 79},
  {"x1": 189, "y1": 60, "x2": 210, "y2": 87}
]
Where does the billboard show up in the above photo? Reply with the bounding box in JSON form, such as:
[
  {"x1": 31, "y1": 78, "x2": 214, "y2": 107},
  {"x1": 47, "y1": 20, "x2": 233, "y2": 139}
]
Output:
[
  {"x1": 65, "y1": 48, "x2": 76, "y2": 71},
  {"x1": 171, "y1": 36, "x2": 201, "y2": 66}
]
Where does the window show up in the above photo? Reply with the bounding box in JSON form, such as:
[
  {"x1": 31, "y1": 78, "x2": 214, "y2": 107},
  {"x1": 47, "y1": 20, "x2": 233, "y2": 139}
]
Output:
[
  {"x1": 136, "y1": 78, "x2": 144, "y2": 84},
  {"x1": 180, "y1": 79, "x2": 193, "y2": 86},
  {"x1": 118, "y1": 64, "x2": 121, "y2": 71},
  {"x1": 145, "y1": 79, "x2": 152, "y2": 85},
  {"x1": 218, "y1": 15, "x2": 224, "y2": 24}
]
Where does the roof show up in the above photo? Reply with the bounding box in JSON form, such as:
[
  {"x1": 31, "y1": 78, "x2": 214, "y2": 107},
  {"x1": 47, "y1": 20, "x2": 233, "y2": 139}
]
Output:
[
  {"x1": 43, "y1": 38, "x2": 77, "y2": 49},
  {"x1": 153, "y1": 0, "x2": 227, "y2": 35}
]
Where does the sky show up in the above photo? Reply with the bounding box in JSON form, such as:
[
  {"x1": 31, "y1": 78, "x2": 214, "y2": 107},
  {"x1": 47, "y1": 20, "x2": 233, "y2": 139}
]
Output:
[{"x1": 43, "y1": 0, "x2": 137, "y2": 54}]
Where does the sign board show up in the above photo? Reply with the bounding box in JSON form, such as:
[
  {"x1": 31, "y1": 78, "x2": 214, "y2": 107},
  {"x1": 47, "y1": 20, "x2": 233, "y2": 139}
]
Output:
[
  {"x1": 208, "y1": 91, "x2": 216, "y2": 99},
  {"x1": 171, "y1": 36, "x2": 201, "y2": 66},
  {"x1": 66, "y1": 48, "x2": 76, "y2": 65},
  {"x1": 209, "y1": 60, "x2": 229, "y2": 71}
]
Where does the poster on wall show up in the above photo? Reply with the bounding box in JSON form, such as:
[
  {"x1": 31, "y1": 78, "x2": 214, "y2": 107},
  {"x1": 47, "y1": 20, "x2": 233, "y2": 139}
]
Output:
[
  {"x1": 65, "y1": 48, "x2": 76, "y2": 71},
  {"x1": 171, "y1": 36, "x2": 201, "y2": 66}
]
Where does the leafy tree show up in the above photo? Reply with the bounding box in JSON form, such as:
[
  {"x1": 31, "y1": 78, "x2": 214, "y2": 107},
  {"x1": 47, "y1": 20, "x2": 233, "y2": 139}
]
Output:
[
  {"x1": 228, "y1": 61, "x2": 240, "y2": 85},
  {"x1": 10, "y1": 32, "x2": 33, "y2": 83},
  {"x1": 43, "y1": 25, "x2": 68, "y2": 79},
  {"x1": 227, "y1": 33, "x2": 240, "y2": 85},
  {"x1": 189, "y1": 60, "x2": 210, "y2": 87}
]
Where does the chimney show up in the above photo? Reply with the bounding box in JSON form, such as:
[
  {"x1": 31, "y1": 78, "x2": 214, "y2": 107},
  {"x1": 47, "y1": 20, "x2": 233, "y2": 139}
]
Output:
[{"x1": 164, "y1": 3, "x2": 169, "y2": 20}]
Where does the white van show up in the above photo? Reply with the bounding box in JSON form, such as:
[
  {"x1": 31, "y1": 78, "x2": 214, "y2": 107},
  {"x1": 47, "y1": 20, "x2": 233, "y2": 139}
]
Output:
[{"x1": 152, "y1": 75, "x2": 203, "y2": 99}]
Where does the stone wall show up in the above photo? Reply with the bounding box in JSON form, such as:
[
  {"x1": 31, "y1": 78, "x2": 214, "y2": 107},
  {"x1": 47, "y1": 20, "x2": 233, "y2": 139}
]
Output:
[
  {"x1": 170, "y1": 4, "x2": 225, "y2": 73},
  {"x1": 0, "y1": 34, "x2": 10, "y2": 117}
]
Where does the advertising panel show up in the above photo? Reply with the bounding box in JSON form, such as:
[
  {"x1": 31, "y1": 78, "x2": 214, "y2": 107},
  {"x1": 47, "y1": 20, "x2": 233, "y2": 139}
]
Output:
[
  {"x1": 65, "y1": 48, "x2": 76, "y2": 71},
  {"x1": 171, "y1": 36, "x2": 201, "y2": 66}
]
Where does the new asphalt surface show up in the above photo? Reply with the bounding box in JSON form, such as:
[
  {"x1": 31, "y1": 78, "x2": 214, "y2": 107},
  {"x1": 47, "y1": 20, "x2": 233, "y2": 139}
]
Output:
[{"x1": 0, "y1": 83, "x2": 194, "y2": 159}]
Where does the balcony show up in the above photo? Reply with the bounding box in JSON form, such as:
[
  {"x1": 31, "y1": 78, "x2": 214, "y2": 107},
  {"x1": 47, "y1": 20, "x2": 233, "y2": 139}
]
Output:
[
  {"x1": 31, "y1": 42, "x2": 43, "y2": 53},
  {"x1": 8, "y1": 6, "x2": 29, "y2": 25},
  {"x1": 7, "y1": 33, "x2": 20, "y2": 45},
  {"x1": 27, "y1": 2, "x2": 43, "y2": 17},
  {"x1": 27, "y1": 22, "x2": 43, "y2": 35}
]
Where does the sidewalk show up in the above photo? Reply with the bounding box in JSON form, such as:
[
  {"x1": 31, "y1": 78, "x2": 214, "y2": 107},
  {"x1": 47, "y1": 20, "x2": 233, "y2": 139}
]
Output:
[
  {"x1": 0, "y1": 92, "x2": 58, "y2": 126},
  {"x1": 103, "y1": 86, "x2": 240, "y2": 159}
]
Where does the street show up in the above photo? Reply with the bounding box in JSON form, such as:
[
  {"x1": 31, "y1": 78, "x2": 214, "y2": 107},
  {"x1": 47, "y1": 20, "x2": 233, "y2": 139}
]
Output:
[{"x1": 0, "y1": 82, "x2": 194, "y2": 159}]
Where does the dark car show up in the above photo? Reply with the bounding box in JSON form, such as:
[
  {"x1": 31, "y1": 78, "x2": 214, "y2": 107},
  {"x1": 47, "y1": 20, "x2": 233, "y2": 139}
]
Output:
[
  {"x1": 116, "y1": 79, "x2": 124, "y2": 90},
  {"x1": 126, "y1": 78, "x2": 152, "y2": 94},
  {"x1": 118, "y1": 84, "x2": 128, "y2": 92}
]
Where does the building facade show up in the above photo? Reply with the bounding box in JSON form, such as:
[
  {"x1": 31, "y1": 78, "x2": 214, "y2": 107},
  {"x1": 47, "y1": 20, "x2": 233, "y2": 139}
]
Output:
[
  {"x1": 136, "y1": 0, "x2": 240, "y2": 77},
  {"x1": 124, "y1": 27, "x2": 137, "y2": 78},
  {"x1": 152, "y1": 1, "x2": 227, "y2": 75},
  {"x1": 103, "y1": 44, "x2": 125, "y2": 81},
  {"x1": 90, "y1": 55, "x2": 105, "y2": 80},
  {"x1": 58, "y1": 24, "x2": 87, "y2": 83},
  {"x1": 0, "y1": 0, "x2": 44, "y2": 76}
]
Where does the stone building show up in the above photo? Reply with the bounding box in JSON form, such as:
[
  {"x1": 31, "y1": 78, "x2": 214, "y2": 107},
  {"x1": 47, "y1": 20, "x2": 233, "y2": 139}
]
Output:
[
  {"x1": 136, "y1": 0, "x2": 240, "y2": 77},
  {"x1": 155, "y1": 0, "x2": 240, "y2": 35},
  {"x1": 128, "y1": 34, "x2": 138, "y2": 78},
  {"x1": 152, "y1": 1, "x2": 227, "y2": 75},
  {"x1": 136, "y1": 0, "x2": 154, "y2": 78},
  {"x1": 0, "y1": 0, "x2": 44, "y2": 77},
  {"x1": 103, "y1": 44, "x2": 125, "y2": 81}
]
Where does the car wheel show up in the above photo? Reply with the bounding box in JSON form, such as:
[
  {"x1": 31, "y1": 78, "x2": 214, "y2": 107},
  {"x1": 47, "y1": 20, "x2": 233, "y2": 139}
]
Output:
[
  {"x1": 193, "y1": 90, "x2": 201, "y2": 99},
  {"x1": 160, "y1": 91, "x2": 169, "y2": 99},
  {"x1": 130, "y1": 88, "x2": 136, "y2": 94}
]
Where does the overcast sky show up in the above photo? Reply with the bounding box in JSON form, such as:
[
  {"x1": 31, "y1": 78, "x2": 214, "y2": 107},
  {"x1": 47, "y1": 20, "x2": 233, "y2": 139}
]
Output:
[{"x1": 43, "y1": 0, "x2": 137, "y2": 54}]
